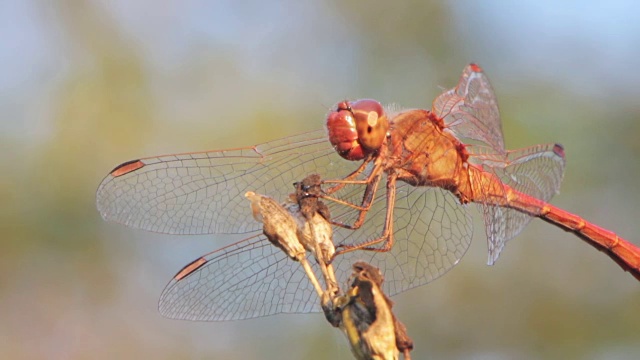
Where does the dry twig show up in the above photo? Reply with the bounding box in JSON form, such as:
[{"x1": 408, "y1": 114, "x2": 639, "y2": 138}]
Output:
[{"x1": 246, "y1": 174, "x2": 413, "y2": 360}]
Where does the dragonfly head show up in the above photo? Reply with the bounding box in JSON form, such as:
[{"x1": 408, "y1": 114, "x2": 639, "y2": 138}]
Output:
[{"x1": 326, "y1": 99, "x2": 389, "y2": 161}]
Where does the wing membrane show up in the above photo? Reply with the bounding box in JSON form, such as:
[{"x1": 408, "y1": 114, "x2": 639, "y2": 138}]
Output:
[
  {"x1": 432, "y1": 64, "x2": 506, "y2": 156},
  {"x1": 97, "y1": 130, "x2": 356, "y2": 235},
  {"x1": 476, "y1": 144, "x2": 566, "y2": 264},
  {"x1": 158, "y1": 185, "x2": 472, "y2": 321}
]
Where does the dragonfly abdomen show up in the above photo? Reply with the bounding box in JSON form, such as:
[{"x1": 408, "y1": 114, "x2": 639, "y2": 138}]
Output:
[{"x1": 539, "y1": 204, "x2": 640, "y2": 281}]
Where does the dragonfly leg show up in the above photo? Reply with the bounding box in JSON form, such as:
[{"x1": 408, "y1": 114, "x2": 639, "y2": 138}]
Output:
[
  {"x1": 330, "y1": 173, "x2": 398, "y2": 261},
  {"x1": 309, "y1": 158, "x2": 385, "y2": 230},
  {"x1": 322, "y1": 156, "x2": 374, "y2": 194},
  {"x1": 324, "y1": 172, "x2": 382, "y2": 230},
  {"x1": 321, "y1": 171, "x2": 381, "y2": 211}
]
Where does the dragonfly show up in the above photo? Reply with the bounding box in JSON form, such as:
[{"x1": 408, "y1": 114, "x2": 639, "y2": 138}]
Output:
[
  {"x1": 318, "y1": 64, "x2": 640, "y2": 282},
  {"x1": 96, "y1": 64, "x2": 639, "y2": 321},
  {"x1": 97, "y1": 122, "x2": 470, "y2": 321}
]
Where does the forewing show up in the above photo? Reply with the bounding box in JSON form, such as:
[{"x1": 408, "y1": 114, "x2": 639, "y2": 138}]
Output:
[
  {"x1": 96, "y1": 130, "x2": 353, "y2": 235},
  {"x1": 432, "y1": 64, "x2": 506, "y2": 155}
]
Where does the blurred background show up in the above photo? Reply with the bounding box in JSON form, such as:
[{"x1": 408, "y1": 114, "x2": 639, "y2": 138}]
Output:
[{"x1": 2, "y1": 1, "x2": 640, "y2": 359}]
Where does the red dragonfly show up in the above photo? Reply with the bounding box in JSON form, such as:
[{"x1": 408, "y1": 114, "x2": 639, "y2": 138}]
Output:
[
  {"x1": 318, "y1": 64, "x2": 639, "y2": 282},
  {"x1": 97, "y1": 64, "x2": 639, "y2": 321}
]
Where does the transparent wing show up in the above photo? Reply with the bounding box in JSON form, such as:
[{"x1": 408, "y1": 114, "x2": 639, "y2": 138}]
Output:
[
  {"x1": 341, "y1": 184, "x2": 473, "y2": 295},
  {"x1": 319, "y1": 166, "x2": 473, "y2": 292},
  {"x1": 96, "y1": 130, "x2": 355, "y2": 235},
  {"x1": 158, "y1": 185, "x2": 472, "y2": 321},
  {"x1": 159, "y1": 234, "x2": 318, "y2": 321},
  {"x1": 433, "y1": 64, "x2": 566, "y2": 264},
  {"x1": 474, "y1": 144, "x2": 566, "y2": 264},
  {"x1": 432, "y1": 63, "x2": 506, "y2": 156}
]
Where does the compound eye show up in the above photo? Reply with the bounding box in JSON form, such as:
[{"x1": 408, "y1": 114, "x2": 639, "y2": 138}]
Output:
[
  {"x1": 350, "y1": 99, "x2": 388, "y2": 151},
  {"x1": 326, "y1": 101, "x2": 365, "y2": 160}
]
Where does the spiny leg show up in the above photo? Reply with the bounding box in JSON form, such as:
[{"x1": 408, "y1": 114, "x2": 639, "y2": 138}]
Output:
[
  {"x1": 321, "y1": 172, "x2": 383, "y2": 230},
  {"x1": 317, "y1": 158, "x2": 385, "y2": 230},
  {"x1": 331, "y1": 172, "x2": 398, "y2": 261},
  {"x1": 323, "y1": 156, "x2": 374, "y2": 195}
]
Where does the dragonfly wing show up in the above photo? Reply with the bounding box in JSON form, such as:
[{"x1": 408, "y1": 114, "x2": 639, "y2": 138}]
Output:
[
  {"x1": 96, "y1": 130, "x2": 353, "y2": 235},
  {"x1": 477, "y1": 143, "x2": 566, "y2": 264},
  {"x1": 158, "y1": 182, "x2": 473, "y2": 321},
  {"x1": 500, "y1": 143, "x2": 566, "y2": 201},
  {"x1": 331, "y1": 183, "x2": 473, "y2": 296},
  {"x1": 432, "y1": 63, "x2": 506, "y2": 156},
  {"x1": 158, "y1": 233, "x2": 323, "y2": 321}
]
